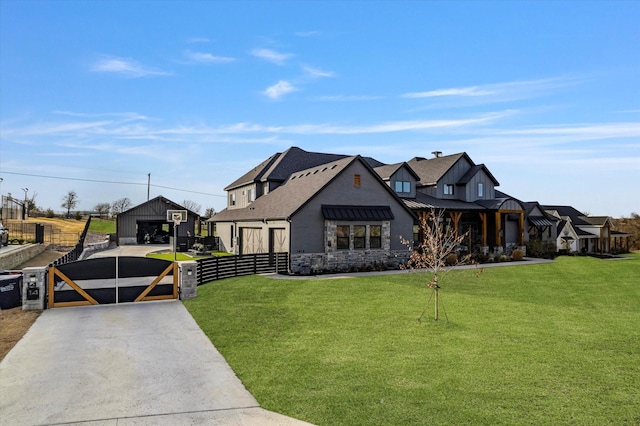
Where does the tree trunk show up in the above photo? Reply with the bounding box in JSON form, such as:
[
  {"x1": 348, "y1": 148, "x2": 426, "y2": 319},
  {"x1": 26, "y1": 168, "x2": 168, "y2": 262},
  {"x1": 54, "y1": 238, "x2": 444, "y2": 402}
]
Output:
[
  {"x1": 433, "y1": 273, "x2": 439, "y2": 321},
  {"x1": 434, "y1": 287, "x2": 439, "y2": 321}
]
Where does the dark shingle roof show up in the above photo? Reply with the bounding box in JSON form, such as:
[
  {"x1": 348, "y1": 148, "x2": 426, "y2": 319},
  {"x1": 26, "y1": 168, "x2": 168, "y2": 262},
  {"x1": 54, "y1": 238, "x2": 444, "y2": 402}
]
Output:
[
  {"x1": 224, "y1": 153, "x2": 280, "y2": 191},
  {"x1": 224, "y1": 146, "x2": 348, "y2": 191},
  {"x1": 542, "y1": 205, "x2": 592, "y2": 226},
  {"x1": 213, "y1": 156, "x2": 360, "y2": 221},
  {"x1": 456, "y1": 164, "x2": 500, "y2": 186},
  {"x1": 373, "y1": 162, "x2": 420, "y2": 180},
  {"x1": 407, "y1": 153, "x2": 468, "y2": 186}
]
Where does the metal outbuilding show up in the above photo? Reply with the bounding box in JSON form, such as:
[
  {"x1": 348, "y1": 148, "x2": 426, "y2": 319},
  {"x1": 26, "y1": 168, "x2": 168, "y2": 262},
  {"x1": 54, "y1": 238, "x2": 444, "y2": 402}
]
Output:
[{"x1": 116, "y1": 196, "x2": 199, "y2": 246}]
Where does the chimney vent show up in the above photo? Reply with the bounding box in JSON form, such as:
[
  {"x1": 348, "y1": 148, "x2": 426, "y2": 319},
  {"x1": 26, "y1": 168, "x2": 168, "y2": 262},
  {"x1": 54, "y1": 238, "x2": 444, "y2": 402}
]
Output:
[{"x1": 431, "y1": 151, "x2": 442, "y2": 158}]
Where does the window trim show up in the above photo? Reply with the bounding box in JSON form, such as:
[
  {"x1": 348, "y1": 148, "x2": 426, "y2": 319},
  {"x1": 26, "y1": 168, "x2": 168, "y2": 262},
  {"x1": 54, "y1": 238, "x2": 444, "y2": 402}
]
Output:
[
  {"x1": 444, "y1": 184, "x2": 454, "y2": 195},
  {"x1": 337, "y1": 225, "x2": 350, "y2": 250},
  {"x1": 354, "y1": 225, "x2": 366, "y2": 249},
  {"x1": 369, "y1": 225, "x2": 382, "y2": 249}
]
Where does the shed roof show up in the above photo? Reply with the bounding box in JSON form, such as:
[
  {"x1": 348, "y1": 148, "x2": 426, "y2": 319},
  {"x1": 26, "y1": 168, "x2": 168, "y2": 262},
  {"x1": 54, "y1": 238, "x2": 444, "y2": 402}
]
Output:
[{"x1": 321, "y1": 205, "x2": 394, "y2": 221}]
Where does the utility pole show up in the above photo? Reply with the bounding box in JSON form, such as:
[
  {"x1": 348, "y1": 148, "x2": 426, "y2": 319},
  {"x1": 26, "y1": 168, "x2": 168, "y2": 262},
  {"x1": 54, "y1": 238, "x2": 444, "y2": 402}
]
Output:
[{"x1": 147, "y1": 173, "x2": 150, "y2": 201}]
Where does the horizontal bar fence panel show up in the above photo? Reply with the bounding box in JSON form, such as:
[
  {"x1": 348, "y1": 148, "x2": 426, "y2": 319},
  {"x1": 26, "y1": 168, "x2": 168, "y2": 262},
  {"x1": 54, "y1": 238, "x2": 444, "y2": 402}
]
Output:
[{"x1": 197, "y1": 252, "x2": 288, "y2": 285}]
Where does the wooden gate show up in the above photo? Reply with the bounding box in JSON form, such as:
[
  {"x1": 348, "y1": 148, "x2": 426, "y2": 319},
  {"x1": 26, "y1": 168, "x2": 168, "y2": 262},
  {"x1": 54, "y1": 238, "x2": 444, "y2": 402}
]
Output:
[{"x1": 48, "y1": 257, "x2": 178, "y2": 308}]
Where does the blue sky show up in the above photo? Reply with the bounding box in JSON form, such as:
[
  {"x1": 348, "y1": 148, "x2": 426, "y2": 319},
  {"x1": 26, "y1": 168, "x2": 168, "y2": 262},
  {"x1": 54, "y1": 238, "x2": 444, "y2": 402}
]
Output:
[{"x1": 1, "y1": 1, "x2": 638, "y2": 217}]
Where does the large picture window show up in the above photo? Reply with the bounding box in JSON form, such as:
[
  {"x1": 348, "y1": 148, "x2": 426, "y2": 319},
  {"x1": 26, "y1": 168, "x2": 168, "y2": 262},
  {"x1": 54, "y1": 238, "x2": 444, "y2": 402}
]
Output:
[
  {"x1": 354, "y1": 225, "x2": 366, "y2": 249},
  {"x1": 370, "y1": 225, "x2": 381, "y2": 248},
  {"x1": 337, "y1": 225, "x2": 350, "y2": 249}
]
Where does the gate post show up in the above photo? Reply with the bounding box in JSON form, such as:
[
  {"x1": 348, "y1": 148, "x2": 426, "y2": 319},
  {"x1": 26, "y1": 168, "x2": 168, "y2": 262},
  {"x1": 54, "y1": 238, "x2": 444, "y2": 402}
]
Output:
[
  {"x1": 22, "y1": 266, "x2": 47, "y2": 311},
  {"x1": 179, "y1": 261, "x2": 198, "y2": 300}
]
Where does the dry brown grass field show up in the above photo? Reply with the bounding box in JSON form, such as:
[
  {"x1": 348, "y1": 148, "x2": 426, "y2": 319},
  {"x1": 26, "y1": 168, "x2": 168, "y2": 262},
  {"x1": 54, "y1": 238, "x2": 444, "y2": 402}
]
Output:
[{"x1": 3, "y1": 217, "x2": 87, "y2": 246}]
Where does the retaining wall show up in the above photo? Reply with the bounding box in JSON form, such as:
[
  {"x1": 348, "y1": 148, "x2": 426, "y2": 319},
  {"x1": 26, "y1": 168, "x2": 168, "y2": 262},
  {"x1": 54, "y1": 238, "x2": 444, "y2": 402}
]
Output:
[{"x1": 0, "y1": 244, "x2": 46, "y2": 271}]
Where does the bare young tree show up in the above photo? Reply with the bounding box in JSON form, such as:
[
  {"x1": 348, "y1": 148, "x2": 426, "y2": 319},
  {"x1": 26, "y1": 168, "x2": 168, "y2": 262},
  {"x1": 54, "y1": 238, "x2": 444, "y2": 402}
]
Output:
[
  {"x1": 94, "y1": 202, "x2": 111, "y2": 219},
  {"x1": 400, "y1": 208, "x2": 470, "y2": 322},
  {"x1": 111, "y1": 197, "x2": 132, "y2": 216},
  {"x1": 61, "y1": 190, "x2": 79, "y2": 217},
  {"x1": 203, "y1": 207, "x2": 215, "y2": 218},
  {"x1": 182, "y1": 200, "x2": 201, "y2": 214}
]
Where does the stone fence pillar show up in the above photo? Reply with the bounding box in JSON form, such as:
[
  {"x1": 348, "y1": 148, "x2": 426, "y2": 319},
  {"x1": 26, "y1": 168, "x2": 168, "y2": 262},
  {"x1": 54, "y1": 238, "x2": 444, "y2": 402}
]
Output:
[
  {"x1": 179, "y1": 261, "x2": 197, "y2": 300},
  {"x1": 21, "y1": 266, "x2": 47, "y2": 311}
]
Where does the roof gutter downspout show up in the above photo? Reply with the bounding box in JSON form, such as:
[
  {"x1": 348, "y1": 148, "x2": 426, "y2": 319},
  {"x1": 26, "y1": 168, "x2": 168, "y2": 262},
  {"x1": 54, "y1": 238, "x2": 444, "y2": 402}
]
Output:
[{"x1": 286, "y1": 216, "x2": 292, "y2": 275}]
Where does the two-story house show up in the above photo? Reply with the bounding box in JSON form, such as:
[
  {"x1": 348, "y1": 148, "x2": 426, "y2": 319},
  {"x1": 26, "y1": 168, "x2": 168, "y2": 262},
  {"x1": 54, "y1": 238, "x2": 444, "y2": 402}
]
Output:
[
  {"x1": 211, "y1": 147, "x2": 531, "y2": 274},
  {"x1": 211, "y1": 148, "x2": 416, "y2": 274}
]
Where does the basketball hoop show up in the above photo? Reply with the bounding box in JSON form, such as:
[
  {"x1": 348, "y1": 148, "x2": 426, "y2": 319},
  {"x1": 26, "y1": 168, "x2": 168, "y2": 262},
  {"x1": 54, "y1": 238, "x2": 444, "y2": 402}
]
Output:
[{"x1": 172, "y1": 213, "x2": 183, "y2": 226}]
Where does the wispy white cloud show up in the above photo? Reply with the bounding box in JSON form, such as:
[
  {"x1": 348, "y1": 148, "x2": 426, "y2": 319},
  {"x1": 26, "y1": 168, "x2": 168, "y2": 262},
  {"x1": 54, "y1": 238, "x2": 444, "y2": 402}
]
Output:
[
  {"x1": 186, "y1": 37, "x2": 210, "y2": 44},
  {"x1": 403, "y1": 87, "x2": 494, "y2": 98},
  {"x1": 263, "y1": 80, "x2": 298, "y2": 100},
  {"x1": 184, "y1": 50, "x2": 236, "y2": 63},
  {"x1": 311, "y1": 95, "x2": 384, "y2": 102},
  {"x1": 295, "y1": 31, "x2": 321, "y2": 37},
  {"x1": 402, "y1": 76, "x2": 586, "y2": 104},
  {"x1": 90, "y1": 56, "x2": 171, "y2": 77},
  {"x1": 250, "y1": 48, "x2": 293, "y2": 65},
  {"x1": 302, "y1": 65, "x2": 335, "y2": 78}
]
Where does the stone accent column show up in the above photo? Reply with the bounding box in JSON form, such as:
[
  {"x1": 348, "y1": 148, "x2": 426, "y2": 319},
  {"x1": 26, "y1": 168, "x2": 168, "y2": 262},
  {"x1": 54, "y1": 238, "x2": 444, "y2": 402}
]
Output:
[
  {"x1": 21, "y1": 266, "x2": 47, "y2": 311},
  {"x1": 179, "y1": 261, "x2": 198, "y2": 300}
]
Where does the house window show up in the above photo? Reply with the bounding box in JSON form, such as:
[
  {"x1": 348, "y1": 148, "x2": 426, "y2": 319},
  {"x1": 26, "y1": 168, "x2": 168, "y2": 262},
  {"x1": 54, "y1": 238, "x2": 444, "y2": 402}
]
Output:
[
  {"x1": 444, "y1": 184, "x2": 454, "y2": 195},
  {"x1": 413, "y1": 224, "x2": 420, "y2": 243},
  {"x1": 337, "y1": 225, "x2": 350, "y2": 249},
  {"x1": 354, "y1": 174, "x2": 361, "y2": 187},
  {"x1": 263, "y1": 183, "x2": 269, "y2": 195},
  {"x1": 370, "y1": 225, "x2": 381, "y2": 249},
  {"x1": 354, "y1": 225, "x2": 366, "y2": 249},
  {"x1": 229, "y1": 193, "x2": 236, "y2": 206},
  {"x1": 248, "y1": 189, "x2": 255, "y2": 202},
  {"x1": 478, "y1": 183, "x2": 484, "y2": 198},
  {"x1": 394, "y1": 181, "x2": 411, "y2": 193}
]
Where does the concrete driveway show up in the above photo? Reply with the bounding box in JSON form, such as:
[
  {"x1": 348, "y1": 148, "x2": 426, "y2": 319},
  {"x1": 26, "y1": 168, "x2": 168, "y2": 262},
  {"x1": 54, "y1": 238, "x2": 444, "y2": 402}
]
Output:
[
  {"x1": 0, "y1": 301, "x2": 312, "y2": 425},
  {"x1": 87, "y1": 244, "x2": 173, "y2": 258}
]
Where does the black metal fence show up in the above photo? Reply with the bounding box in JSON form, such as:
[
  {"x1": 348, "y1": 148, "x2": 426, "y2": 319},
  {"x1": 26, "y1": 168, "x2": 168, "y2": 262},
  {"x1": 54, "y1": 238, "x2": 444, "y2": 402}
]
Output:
[
  {"x1": 197, "y1": 252, "x2": 288, "y2": 285},
  {"x1": 53, "y1": 218, "x2": 92, "y2": 266}
]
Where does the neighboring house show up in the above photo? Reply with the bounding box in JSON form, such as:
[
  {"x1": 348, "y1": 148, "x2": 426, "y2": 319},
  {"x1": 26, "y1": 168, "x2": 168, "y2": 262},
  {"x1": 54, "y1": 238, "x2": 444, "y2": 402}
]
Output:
[
  {"x1": 117, "y1": 196, "x2": 198, "y2": 246},
  {"x1": 211, "y1": 153, "x2": 416, "y2": 274},
  {"x1": 523, "y1": 201, "x2": 558, "y2": 245},
  {"x1": 544, "y1": 205, "x2": 618, "y2": 254}
]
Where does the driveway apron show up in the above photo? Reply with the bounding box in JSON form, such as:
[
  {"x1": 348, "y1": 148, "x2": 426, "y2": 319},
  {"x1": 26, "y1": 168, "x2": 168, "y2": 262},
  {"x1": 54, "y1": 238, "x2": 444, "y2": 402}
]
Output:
[{"x1": 1, "y1": 301, "x2": 311, "y2": 425}]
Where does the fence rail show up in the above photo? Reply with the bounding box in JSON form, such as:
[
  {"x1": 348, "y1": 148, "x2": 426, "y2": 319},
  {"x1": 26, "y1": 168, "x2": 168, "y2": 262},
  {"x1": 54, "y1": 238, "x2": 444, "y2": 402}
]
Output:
[
  {"x1": 52, "y1": 218, "x2": 92, "y2": 266},
  {"x1": 197, "y1": 252, "x2": 288, "y2": 284}
]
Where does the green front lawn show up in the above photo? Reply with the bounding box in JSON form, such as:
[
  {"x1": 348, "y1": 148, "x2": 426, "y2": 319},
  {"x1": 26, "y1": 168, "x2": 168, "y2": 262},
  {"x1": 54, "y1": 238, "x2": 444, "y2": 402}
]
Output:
[{"x1": 185, "y1": 255, "x2": 640, "y2": 425}]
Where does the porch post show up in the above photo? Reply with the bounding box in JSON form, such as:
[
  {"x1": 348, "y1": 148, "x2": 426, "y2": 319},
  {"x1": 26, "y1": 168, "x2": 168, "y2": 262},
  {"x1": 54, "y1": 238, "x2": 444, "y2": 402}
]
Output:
[
  {"x1": 518, "y1": 212, "x2": 525, "y2": 246},
  {"x1": 495, "y1": 212, "x2": 502, "y2": 247},
  {"x1": 478, "y1": 212, "x2": 487, "y2": 246},
  {"x1": 449, "y1": 211, "x2": 462, "y2": 235}
]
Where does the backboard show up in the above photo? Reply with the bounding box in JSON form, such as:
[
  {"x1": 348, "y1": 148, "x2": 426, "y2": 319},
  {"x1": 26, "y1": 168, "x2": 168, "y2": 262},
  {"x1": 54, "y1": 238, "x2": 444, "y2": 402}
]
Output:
[{"x1": 166, "y1": 209, "x2": 187, "y2": 224}]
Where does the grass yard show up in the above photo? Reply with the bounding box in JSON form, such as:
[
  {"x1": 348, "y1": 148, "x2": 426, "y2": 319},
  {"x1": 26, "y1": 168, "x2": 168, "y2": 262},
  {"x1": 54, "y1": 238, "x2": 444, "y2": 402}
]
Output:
[
  {"x1": 146, "y1": 251, "x2": 232, "y2": 261},
  {"x1": 88, "y1": 218, "x2": 116, "y2": 234},
  {"x1": 185, "y1": 255, "x2": 640, "y2": 425}
]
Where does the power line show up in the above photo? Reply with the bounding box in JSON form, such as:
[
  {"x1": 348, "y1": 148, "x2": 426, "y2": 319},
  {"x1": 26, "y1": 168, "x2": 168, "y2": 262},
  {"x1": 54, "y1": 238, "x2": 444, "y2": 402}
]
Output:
[{"x1": 0, "y1": 170, "x2": 226, "y2": 198}]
